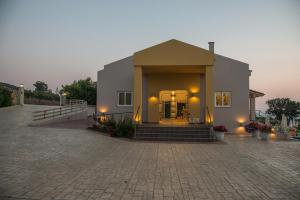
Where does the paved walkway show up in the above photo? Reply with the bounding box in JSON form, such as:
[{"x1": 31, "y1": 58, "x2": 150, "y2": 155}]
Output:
[{"x1": 0, "y1": 105, "x2": 299, "y2": 200}]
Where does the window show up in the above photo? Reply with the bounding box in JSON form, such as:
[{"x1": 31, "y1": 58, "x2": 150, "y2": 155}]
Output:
[
  {"x1": 215, "y1": 92, "x2": 231, "y2": 107},
  {"x1": 118, "y1": 92, "x2": 132, "y2": 106}
]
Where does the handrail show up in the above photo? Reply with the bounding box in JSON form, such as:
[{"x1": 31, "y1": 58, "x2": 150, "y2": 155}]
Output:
[
  {"x1": 97, "y1": 112, "x2": 133, "y2": 121},
  {"x1": 206, "y1": 106, "x2": 214, "y2": 140},
  {"x1": 134, "y1": 105, "x2": 140, "y2": 122},
  {"x1": 206, "y1": 106, "x2": 212, "y2": 125}
]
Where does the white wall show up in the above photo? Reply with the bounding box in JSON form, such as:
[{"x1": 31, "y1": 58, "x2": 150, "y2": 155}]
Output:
[
  {"x1": 97, "y1": 56, "x2": 134, "y2": 116},
  {"x1": 213, "y1": 54, "x2": 249, "y2": 133}
]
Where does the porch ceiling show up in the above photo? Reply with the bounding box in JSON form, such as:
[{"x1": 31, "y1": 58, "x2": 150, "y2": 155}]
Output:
[{"x1": 133, "y1": 39, "x2": 214, "y2": 66}]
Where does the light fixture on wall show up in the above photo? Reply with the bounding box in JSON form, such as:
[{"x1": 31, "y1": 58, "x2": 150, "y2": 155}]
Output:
[
  {"x1": 237, "y1": 118, "x2": 245, "y2": 127},
  {"x1": 150, "y1": 92, "x2": 157, "y2": 98},
  {"x1": 171, "y1": 90, "x2": 176, "y2": 97}
]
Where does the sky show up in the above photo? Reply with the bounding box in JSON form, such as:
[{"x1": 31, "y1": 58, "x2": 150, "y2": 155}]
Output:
[{"x1": 0, "y1": 0, "x2": 299, "y2": 111}]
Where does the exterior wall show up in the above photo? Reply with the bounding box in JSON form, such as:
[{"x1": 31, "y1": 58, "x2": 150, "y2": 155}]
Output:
[
  {"x1": 146, "y1": 73, "x2": 203, "y2": 123},
  {"x1": 213, "y1": 54, "x2": 249, "y2": 133},
  {"x1": 97, "y1": 56, "x2": 134, "y2": 116}
]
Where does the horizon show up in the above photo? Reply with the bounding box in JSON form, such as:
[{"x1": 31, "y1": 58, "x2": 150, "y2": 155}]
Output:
[{"x1": 0, "y1": 0, "x2": 300, "y2": 111}]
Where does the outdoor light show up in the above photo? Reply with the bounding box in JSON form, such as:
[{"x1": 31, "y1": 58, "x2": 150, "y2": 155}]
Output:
[
  {"x1": 99, "y1": 113, "x2": 107, "y2": 123},
  {"x1": 171, "y1": 91, "x2": 176, "y2": 98},
  {"x1": 237, "y1": 118, "x2": 245, "y2": 127},
  {"x1": 99, "y1": 107, "x2": 108, "y2": 113},
  {"x1": 20, "y1": 84, "x2": 24, "y2": 87}
]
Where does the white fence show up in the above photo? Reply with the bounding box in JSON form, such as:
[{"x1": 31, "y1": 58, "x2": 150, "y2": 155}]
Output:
[{"x1": 32, "y1": 99, "x2": 87, "y2": 122}]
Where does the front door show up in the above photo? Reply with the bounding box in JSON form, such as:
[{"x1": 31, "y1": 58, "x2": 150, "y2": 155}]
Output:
[
  {"x1": 164, "y1": 101, "x2": 171, "y2": 118},
  {"x1": 177, "y1": 103, "x2": 186, "y2": 118}
]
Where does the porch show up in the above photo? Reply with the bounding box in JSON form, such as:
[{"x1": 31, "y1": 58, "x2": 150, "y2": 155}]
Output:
[{"x1": 132, "y1": 39, "x2": 215, "y2": 125}]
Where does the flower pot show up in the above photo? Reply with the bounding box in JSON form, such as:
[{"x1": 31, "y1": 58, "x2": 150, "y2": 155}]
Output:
[
  {"x1": 252, "y1": 130, "x2": 259, "y2": 138},
  {"x1": 215, "y1": 131, "x2": 225, "y2": 141},
  {"x1": 260, "y1": 132, "x2": 269, "y2": 141}
]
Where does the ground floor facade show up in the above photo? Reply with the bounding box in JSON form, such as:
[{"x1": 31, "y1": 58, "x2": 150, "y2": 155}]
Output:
[{"x1": 97, "y1": 39, "x2": 263, "y2": 132}]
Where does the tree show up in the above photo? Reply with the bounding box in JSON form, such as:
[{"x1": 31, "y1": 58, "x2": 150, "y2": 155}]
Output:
[
  {"x1": 25, "y1": 81, "x2": 59, "y2": 101},
  {"x1": 61, "y1": 77, "x2": 96, "y2": 105},
  {"x1": 0, "y1": 86, "x2": 12, "y2": 107},
  {"x1": 33, "y1": 81, "x2": 48, "y2": 92},
  {"x1": 266, "y1": 98, "x2": 300, "y2": 123}
]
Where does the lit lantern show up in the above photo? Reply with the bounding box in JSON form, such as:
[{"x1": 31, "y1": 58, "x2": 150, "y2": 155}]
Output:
[{"x1": 99, "y1": 113, "x2": 107, "y2": 123}]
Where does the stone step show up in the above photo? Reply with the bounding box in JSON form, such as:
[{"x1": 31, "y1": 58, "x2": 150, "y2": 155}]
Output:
[
  {"x1": 136, "y1": 129, "x2": 210, "y2": 134},
  {"x1": 135, "y1": 124, "x2": 215, "y2": 142},
  {"x1": 135, "y1": 137, "x2": 215, "y2": 142},
  {"x1": 136, "y1": 133, "x2": 210, "y2": 138}
]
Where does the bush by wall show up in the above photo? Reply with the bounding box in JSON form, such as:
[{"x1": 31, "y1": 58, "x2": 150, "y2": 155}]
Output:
[{"x1": 0, "y1": 86, "x2": 12, "y2": 107}]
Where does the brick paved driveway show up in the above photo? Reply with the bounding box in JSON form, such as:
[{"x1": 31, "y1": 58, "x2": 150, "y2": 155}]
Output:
[{"x1": 0, "y1": 105, "x2": 299, "y2": 200}]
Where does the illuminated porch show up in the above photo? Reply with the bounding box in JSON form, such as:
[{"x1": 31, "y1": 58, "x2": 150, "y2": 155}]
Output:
[{"x1": 133, "y1": 39, "x2": 214, "y2": 125}]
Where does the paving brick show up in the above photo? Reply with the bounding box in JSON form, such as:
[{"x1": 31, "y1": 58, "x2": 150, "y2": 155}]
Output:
[{"x1": 0, "y1": 105, "x2": 300, "y2": 200}]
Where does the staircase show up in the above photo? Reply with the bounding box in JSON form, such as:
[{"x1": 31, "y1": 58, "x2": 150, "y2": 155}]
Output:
[{"x1": 135, "y1": 124, "x2": 215, "y2": 142}]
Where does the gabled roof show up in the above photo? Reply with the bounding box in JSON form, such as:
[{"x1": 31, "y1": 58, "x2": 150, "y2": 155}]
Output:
[{"x1": 133, "y1": 39, "x2": 214, "y2": 66}]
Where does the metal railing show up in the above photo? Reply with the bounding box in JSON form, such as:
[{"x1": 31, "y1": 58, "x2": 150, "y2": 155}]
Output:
[
  {"x1": 205, "y1": 106, "x2": 215, "y2": 140},
  {"x1": 134, "y1": 105, "x2": 140, "y2": 122},
  {"x1": 97, "y1": 112, "x2": 134, "y2": 121},
  {"x1": 32, "y1": 100, "x2": 87, "y2": 121},
  {"x1": 206, "y1": 106, "x2": 212, "y2": 125},
  {"x1": 65, "y1": 99, "x2": 86, "y2": 105}
]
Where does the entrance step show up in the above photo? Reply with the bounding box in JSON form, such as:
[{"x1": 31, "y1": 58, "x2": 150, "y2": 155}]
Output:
[{"x1": 135, "y1": 124, "x2": 215, "y2": 142}]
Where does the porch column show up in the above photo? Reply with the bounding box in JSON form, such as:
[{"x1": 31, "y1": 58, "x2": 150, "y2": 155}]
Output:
[
  {"x1": 133, "y1": 66, "x2": 142, "y2": 123},
  {"x1": 250, "y1": 96, "x2": 256, "y2": 121},
  {"x1": 205, "y1": 66, "x2": 214, "y2": 124}
]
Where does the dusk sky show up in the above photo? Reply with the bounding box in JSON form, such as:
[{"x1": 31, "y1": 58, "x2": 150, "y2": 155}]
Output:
[{"x1": 0, "y1": 0, "x2": 299, "y2": 111}]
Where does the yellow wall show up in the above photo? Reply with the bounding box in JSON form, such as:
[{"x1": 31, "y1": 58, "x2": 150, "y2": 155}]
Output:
[
  {"x1": 147, "y1": 73, "x2": 202, "y2": 122},
  {"x1": 134, "y1": 39, "x2": 214, "y2": 66}
]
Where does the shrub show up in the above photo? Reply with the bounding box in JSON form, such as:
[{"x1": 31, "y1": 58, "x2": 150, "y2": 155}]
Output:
[
  {"x1": 258, "y1": 124, "x2": 272, "y2": 133},
  {"x1": 116, "y1": 118, "x2": 135, "y2": 138},
  {"x1": 244, "y1": 122, "x2": 272, "y2": 133},
  {"x1": 105, "y1": 117, "x2": 116, "y2": 128},
  {"x1": 105, "y1": 117, "x2": 117, "y2": 137},
  {"x1": 244, "y1": 122, "x2": 260, "y2": 133},
  {"x1": 0, "y1": 86, "x2": 12, "y2": 107}
]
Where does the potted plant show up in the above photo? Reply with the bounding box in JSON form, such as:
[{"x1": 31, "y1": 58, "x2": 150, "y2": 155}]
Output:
[
  {"x1": 105, "y1": 118, "x2": 116, "y2": 137},
  {"x1": 213, "y1": 125, "x2": 228, "y2": 141},
  {"x1": 244, "y1": 122, "x2": 260, "y2": 137},
  {"x1": 259, "y1": 124, "x2": 272, "y2": 141}
]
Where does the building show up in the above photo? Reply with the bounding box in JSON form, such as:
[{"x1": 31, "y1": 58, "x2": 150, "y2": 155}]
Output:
[
  {"x1": 0, "y1": 82, "x2": 20, "y2": 105},
  {"x1": 97, "y1": 39, "x2": 263, "y2": 132}
]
